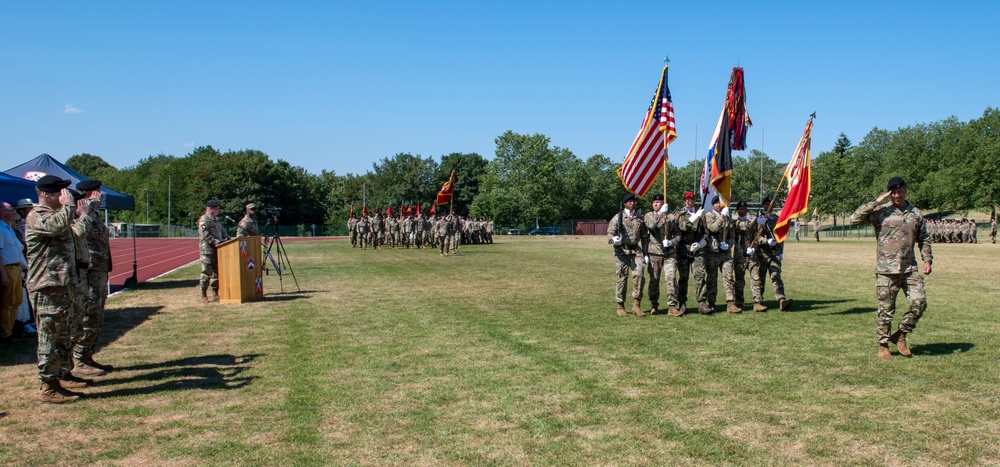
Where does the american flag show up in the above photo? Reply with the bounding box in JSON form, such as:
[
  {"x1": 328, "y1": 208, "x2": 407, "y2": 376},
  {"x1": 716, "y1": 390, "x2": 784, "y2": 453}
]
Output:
[{"x1": 618, "y1": 66, "x2": 677, "y2": 197}]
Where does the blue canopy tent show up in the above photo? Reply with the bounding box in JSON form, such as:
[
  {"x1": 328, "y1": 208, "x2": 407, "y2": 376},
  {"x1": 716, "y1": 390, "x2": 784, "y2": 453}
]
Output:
[
  {"x1": 5, "y1": 153, "x2": 138, "y2": 288},
  {"x1": 0, "y1": 171, "x2": 37, "y2": 203}
]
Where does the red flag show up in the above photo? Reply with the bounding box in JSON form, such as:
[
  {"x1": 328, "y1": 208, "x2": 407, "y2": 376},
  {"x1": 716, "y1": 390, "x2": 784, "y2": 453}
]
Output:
[
  {"x1": 618, "y1": 65, "x2": 676, "y2": 197},
  {"x1": 773, "y1": 118, "x2": 813, "y2": 243},
  {"x1": 361, "y1": 204, "x2": 369, "y2": 216},
  {"x1": 386, "y1": 204, "x2": 394, "y2": 216},
  {"x1": 430, "y1": 203, "x2": 436, "y2": 215},
  {"x1": 436, "y1": 170, "x2": 456, "y2": 205}
]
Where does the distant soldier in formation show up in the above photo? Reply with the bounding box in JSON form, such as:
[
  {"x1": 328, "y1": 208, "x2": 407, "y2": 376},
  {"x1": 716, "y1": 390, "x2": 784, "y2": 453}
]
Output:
[
  {"x1": 850, "y1": 177, "x2": 932, "y2": 360},
  {"x1": 198, "y1": 200, "x2": 229, "y2": 303},
  {"x1": 357, "y1": 215, "x2": 370, "y2": 249},
  {"x1": 991, "y1": 216, "x2": 997, "y2": 244},
  {"x1": 673, "y1": 191, "x2": 701, "y2": 316},
  {"x1": 747, "y1": 197, "x2": 794, "y2": 312},
  {"x1": 732, "y1": 201, "x2": 754, "y2": 310},
  {"x1": 436, "y1": 213, "x2": 452, "y2": 256},
  {"x1": 608, "y1": 193, "x2": 647, "y2": 317},
  {"x1": 372, "y1": 212, "x2": 384, "y2": 250},
  {"x1": 387, "y1": 213, "x2": 399, "y2": 249},
  {"x1": 237, "y1": 203, "x2": 259, "y2": 237},
  {"x1": 793, "y1": 218, "x2": 801, "y2": 242},
  {"x1": 348, "y1": 211, "x2": 358, "y2": 248},
  {"x1": 643, "y1": 194, "x2": 680, "y2": 315},
  {"x1": 813, "y1": 216, "x2": 821, "y2": 242}
]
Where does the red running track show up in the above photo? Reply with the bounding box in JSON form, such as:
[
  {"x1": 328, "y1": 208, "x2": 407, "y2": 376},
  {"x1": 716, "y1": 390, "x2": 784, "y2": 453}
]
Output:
[{"x1": 108, "y1": 237, "x2": 344, "y2": 293}]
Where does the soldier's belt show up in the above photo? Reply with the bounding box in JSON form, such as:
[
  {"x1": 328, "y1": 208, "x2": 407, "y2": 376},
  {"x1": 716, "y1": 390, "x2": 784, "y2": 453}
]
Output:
[{"x1": 77, "y1": 262, "x2": 90, "y2": 270}]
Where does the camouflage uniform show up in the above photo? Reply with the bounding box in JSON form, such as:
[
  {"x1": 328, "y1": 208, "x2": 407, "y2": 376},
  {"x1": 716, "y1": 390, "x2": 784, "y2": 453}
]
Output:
[
  {"x1": 401, "y1": 216, "x2": 414, "y2": 248},
  {"x1": 451, "y1": 215, "x2": 463, "y2": 253},
  {"x1": 69, "y1": 200, "x2": 94, "y2": 370},
  {"x1": 373, "y1": 214, "x2": 384, "y2": 249},
  {"x1": 198, "y1": 212, "x2": 228, "y2": 296},
  {"x1": 237, "y1": 213, "x2": 258, "y2": 237},
  {"x1": 348, "y1": 216, "x2": 358, "y2": 247},
  {"x1": 26, "y1": 204, "x2": 78, "y2": 383},
  {"x1": 644, "y1": 209, "x2": 681, "y2": 310},
  {"x1": 813, "y1": 217, "x2": 821, "y2": 242},
  {"x1": 851, "y1": 200, "x2": 933, "y2": 344},
  {"x1": 674, "y1": 206, "x2": 704, "y2": 311},
  {"x1": 991, "y1": 219, "x2": 996, "y2": 244},
  {"x1": 436, "y1": 215, "x2": 453, "y2": 255},
  {"x1": 387, "y1": 216, "x2": 399, "y2": 248},
  {"x1": 733, "y1": 213, "x2": 755, "y2": 308},
  {"x1": 708, "y1": 209, "x2": 737, "y2": 305},
  {"x1": 608, "y1": 208, "x2": 648, "y2": 306},
  {"x1": 749, "y1": 212, "x2": 787, "y2": 306},
  {"x1": 357, "y1": 216, "x2": 370, "y2": 249},
  {"x1": 75, "y1": 199, "x2": 111, "y2": 363}
]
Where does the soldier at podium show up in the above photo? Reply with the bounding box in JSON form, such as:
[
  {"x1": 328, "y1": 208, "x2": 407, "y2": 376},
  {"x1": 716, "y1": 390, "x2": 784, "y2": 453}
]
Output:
[
  {"x1": 198, "y1": 200, "x2": 229, "y2": 303},
  {"x1": 237, "y1": 203, "x2": 258, "y2": 237}
]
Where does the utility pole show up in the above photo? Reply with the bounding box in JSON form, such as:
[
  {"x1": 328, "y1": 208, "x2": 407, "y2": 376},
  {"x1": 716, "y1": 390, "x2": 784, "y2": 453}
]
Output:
[
  {"x1": 167, "y1": 175, "x2": 172, "y2": 237},
  {"x1": 144, "y1": 189, "x2": 150, "y2": 224}
]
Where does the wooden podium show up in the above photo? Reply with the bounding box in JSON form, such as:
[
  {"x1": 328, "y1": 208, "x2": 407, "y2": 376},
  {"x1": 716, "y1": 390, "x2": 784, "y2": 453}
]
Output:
[{"x1": 217, "y1": 236, "x2": 264, "y2": 304}]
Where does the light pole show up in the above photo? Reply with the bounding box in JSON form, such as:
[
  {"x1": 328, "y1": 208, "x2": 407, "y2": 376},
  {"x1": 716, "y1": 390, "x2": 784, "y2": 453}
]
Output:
[{"x1": 144, "y1": 189, "x2": 150, "y2": 224}]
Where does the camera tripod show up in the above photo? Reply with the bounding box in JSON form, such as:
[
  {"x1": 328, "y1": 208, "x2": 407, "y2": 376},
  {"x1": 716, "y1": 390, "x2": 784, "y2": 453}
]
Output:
[{"x1": 262, "y1": 216, "x2": 300, "y2": 293}]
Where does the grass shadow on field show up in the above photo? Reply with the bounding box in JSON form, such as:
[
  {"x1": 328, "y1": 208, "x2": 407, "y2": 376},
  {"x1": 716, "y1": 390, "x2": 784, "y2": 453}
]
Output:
[
  {"x1": 780, "y1": 298, "x2": 856, "y2": 313},
  {"x1": 911, "y1": 342, "x2": 975, "y2": 356},
  {"x1": 138, "y1": 278, "x2": 200, "y2": 291},
  {"x1": 264, "y1": 291, "x2": 316, "y2": 302},
  {"x1": 86, "y1": 353, "x2": 262, "y2": 399},
  {"x1": 95, "y1": 306, "x2": 164, "y2": 354}
]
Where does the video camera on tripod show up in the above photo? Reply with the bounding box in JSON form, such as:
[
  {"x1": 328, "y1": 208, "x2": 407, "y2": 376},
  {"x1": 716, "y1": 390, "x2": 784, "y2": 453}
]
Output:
[{"x1": 260, "y1": 206, "x2": 300, "y2": 293}]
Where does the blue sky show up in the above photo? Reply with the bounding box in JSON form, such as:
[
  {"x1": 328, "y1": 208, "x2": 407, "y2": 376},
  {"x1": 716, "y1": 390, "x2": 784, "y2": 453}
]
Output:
[{"x1": 2, "y1": 1, "x2": 997, "y2": 177}]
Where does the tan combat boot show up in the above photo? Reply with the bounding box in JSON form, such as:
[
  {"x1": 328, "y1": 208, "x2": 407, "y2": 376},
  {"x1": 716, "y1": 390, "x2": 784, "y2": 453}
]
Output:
[
  {"x1": 697, "y1": 302, "x2": 713, "y2": 314},
  {"x1": 616, "y1": 303, "x2": 627, "y2": 316},
  {"x1": 753, "y1": 302, "x2": 768, "y2": 312},
  {"x1": 632, "y1": 299, "x2": 645, "y2": 317},
  {"x1": 667, "y1": 305, "x2": 683, "y2": 317},
  {"x1": 39, "y1": 380, "x2": 79, "y2": 404},
  {"x1": 73, "y1": 358, "x2": 106, "y2": 377},
  {"x1": 779, "y1": 298, "x2": 795, "y2": 311},
  {"x1": 198, "y1": 287, "x2": 209, "y2": 303},
  {"x1": 878, "y1": 343, "x2": 892, "y2": 360},
  {"x1": 59, "y1": 373, "x2": 93, "y2": 389},
  {"x1": 890, "y1": 330, "x2": 912, "y2": 357},
  {"x1": 726, "y1": 301, "x2": 742, "y2": 313},
  {"x1": 85, "y1": 356, "x2": 114, "y2": 373}
]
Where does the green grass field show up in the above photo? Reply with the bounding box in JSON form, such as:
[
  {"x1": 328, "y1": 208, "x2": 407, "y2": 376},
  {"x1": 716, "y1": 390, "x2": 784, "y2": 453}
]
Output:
[{"x1": 1, "y1": 236, "x2": 998, "y2": 466}]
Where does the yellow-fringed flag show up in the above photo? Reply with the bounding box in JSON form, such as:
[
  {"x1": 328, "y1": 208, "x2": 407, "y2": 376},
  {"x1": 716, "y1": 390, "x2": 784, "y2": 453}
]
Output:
[
  {"x1": 436, "y1": 170, "x2": 456, "y2": 206},
  {"x1": 618, "y1": 65, "x2": 676, "y2": 197},
  {"x1": 774, "y1": 118, "x2": 814, "y2": 242}
]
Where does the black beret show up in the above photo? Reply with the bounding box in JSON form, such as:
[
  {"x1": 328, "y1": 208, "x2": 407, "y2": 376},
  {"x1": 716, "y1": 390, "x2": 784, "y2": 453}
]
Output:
[
  {"x1": 762, "y1": 196, "x2": 773, "y2": 205},
  {"x1": 711, "y1": 196, "x2": 720, "y2": 205},
  {"x1": 622, "y1": 193, "x2": 638, "y2": 203},
  {"x1": 206, "y1": 200, "x2": 221, "y2": 208},
  {"x1": 76, "y1": 179, "x2": 102, "y2": 191},
  {"x1": 887, "y1": 177, "x2": 906, "y2": 191},
  {"x1": 69, "y1": 189, "x2": 85, "y2": 201},
  {"x1": 652, "y1": 193, "x2": 665, "y2": 201},
  {"x1": 736, "y1": 200, "x2": 748, "y2": 208},
  {"x1": 35, "y1": 175, "x2": 72, "y2": 193}
]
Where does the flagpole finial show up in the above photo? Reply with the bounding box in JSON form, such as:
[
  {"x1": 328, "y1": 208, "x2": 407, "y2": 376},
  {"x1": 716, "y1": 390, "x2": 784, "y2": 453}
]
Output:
[
  {"x1": 663, "y1": 55, "x2": 670, "y2": 64},
  {"x1": 809, "y1": 112, "x2": 817, "y2": 120}
]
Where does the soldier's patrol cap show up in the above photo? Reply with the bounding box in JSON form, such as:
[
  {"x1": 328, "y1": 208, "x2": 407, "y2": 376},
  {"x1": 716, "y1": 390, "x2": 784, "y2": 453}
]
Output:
[
  {"x1": 35, "y1": 175, "x2": 72, "y2": 193},
  {"x1": 246, "y1": 203, "x2": 257, "y2": 210},
  {"x1": 622, "y1": 193, "x2": 638, "y2": 203},
  {"x1": 206, "y1": 200, "x2": 221, "y2": 208},
  {"x1": 76, "y1": 179, "x2": 102, "y2": 192},
  {"x1": 736, "y1": 200, "x2": 748, "y2": 208},
  {"x1": 711, "y1": 195, "x2": 721, "y2": 205},
  {"x1": 14, "y1": 198, "x2": 34, "y2": 209},
  {"x1": 887, "y1": 177, "x2": 906, "y2": 191},
  {"x1": 682, "y1": 191, "x2": 696, "y2": 200},
  {"x1": 652, "y1": 193, "x2": 665, "y2": 201}
]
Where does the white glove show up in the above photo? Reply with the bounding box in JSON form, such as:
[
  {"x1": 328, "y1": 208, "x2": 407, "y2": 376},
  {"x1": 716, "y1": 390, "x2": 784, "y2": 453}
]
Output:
[
  {"x1": 768, "y1": 238, "x2": 777, "y2": 247},
  {"x1": 756, "y1": 217, "x2": 767, "y2": 225},
  {"x1": 658, "y1": 204, "x2": 669, "y2": 214},
  {"x1": 721, "y1": 207, "x2": 730, "y2": 217},
  {"x1": 720, "y1": 242, "x2": 729, "y2": 251},
  {"x1": 662, "y1": 239, "x2": 672, "y2": 248},
  {"x1": 612, "y1": 235, "x2": 622, "y2": 246},
  {"x1": 689, "y1": 238, "x2": 706, "y2": 253},
  {"x1": 688, "y1": 208, "x2": 704, "y2": 223},
  {"x1": 746, "y1": 247, "x2": 755, "y2": 256},
  {"x1": 643, "y1": 255, "x2": 650, "y2": 265}
]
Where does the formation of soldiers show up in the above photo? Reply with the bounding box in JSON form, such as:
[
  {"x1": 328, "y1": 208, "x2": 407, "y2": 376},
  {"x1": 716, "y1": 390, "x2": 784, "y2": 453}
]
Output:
[
  {"x1": 23, "y1": 176, "x2": 114, "y2": 404},
  {"x1": 348, "y1": 208, "x2": 493, "y2": 256},
  {"x1": 608, "y1": 191, "x2": 793, "y2": 317},
  {"x1": 926, "y1": 218, "x2": 980, "y2": 244}
]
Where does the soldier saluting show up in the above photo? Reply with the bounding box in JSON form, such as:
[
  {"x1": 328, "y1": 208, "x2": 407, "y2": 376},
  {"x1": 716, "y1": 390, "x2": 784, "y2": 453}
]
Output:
[{"x1": 850, "y1": 177, "x2": 933, "y2": 360}]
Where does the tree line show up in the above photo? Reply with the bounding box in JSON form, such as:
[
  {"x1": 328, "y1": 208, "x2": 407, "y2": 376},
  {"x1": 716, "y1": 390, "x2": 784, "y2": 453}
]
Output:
[{"x1": 65, "y1": 107, "x2": 998, "y2": 230}]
